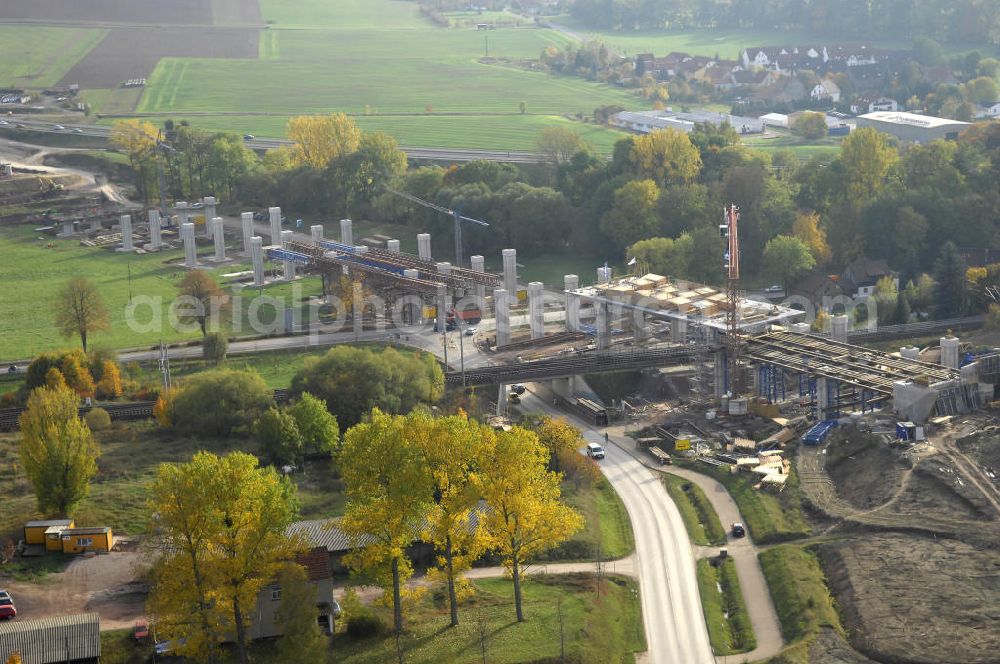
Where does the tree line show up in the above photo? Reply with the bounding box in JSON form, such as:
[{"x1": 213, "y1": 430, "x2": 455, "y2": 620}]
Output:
[{"x1": 570, "y1": 0, "x2": 1000, "y2": 45}]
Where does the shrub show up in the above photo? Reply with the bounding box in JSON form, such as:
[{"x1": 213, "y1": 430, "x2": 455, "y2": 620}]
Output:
[
  {"x1": 203, "y1": 332, "x2": 228, "y2": 366},
  {"x1": 345, "y1": 613, "x2": 385, "y2": 639},
  {"x1": 172, "y1": 369, "x2": 273, "y2": 436},
  {"x1": 85, "y1": 407, "x2": 111, "y2": 431}
]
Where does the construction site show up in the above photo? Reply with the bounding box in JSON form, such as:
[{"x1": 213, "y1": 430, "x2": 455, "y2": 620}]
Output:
[{"x1": 4, "y1": 148, "x2": 1000, "y2": 663}]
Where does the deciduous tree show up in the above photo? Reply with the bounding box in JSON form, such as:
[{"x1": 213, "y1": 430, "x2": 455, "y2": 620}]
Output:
[
  {"x1": 255, "y1": 407, "x2": 303, "y2": 466},
  {"x1": 934, "y1": 241, "x2": 968, "y2": 318},
  {"x1": 791, "y1": 112, "x2": 828, "y2": 140},
  {"x1": 340, "y1": 409, "x2": 434, "y2": 633},
  {"x1": 600, "y1": 179, "x2": 660, "y2": 250},
  {"x1": 171, "y1": 369, "x2": 273, "y2": 436},
  {"x1": 18, "y1": 385, "x2": 99, "y2": 516},
  {"x1": 413, "y1": 412, "x2": 489, "y2": 627},
  {"x1": 629, "y1": 128, "x2": 702, "y2": 187},
  {"x1": 53, "y1": 277, "x2": 109, "y2": 352},
  {"x1": 275, "y1": 563, "x2": 327, "y2": 664},
  {"x1": 535, "y1": 126, "x2": 592, "y2": 165},
  {"x1": 287, "y1": 393, "x2": 339, "y2": 458},
  {"x1": 174, "y1": 271, "x2": 230, "y2": 337},
  {"x1": 762, "y1": 235, "x2": 816, "y2": 291},
  {"x1": 476, "y1": 427, "x2": 582, "y2": 622},
  {"x1": 288, "y1": 113, "x2": 362, "y2": 169},
  {"x1": 628, "y1": 235, "x2": 693, "y2": 278},
  {"x1": 839, "y1": 127, "x2": 898, "y2": 204},
  {"x1": 791, "y1": 211, "x2": 831, "y2": 265}
]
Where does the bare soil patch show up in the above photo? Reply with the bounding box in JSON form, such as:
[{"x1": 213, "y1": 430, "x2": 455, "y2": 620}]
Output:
[
  {"x1": 59, "y1": 26, "x2": 259, "y2": 88},
  {"x1": 958, "y1": 428, "x2": 1000, "y2": 475},
  {"x1": 210, "y1": 0, "x2": 262, "y2": 25},
  {"x1": 0, "y1": 0, "x2": 213, "y2": 25},
  {"x1": 821, "y1": 535, "x2": 1000, "y2": 664},
  {"x1": 826, "y1": 429, "x2": 909, "y2": 510},
  {"x1": 2, "y1": 552, "x2": 148, "y2": 630},
  {"x1": 885, "y1": 458, "x2": 996, "y2": 524}
]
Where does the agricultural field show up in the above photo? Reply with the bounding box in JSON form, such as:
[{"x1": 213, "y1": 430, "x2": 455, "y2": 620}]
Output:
[{"x1": 0, "y1": 26, "x2": 107, "y2": 88}]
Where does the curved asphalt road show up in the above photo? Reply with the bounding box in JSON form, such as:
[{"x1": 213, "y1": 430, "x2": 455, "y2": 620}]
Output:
[{"x1": 521, "y1": 391, "x2": 715, "y2": 664}]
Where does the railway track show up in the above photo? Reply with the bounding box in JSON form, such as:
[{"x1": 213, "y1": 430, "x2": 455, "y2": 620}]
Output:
[{"x1": 0, "y1": 389, "x2": 293, "y2": 432}]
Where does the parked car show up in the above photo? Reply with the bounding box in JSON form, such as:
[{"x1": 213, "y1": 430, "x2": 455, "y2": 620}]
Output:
[
  {"x1": 0, "y1": 120, "x2": 7, "y2": 125},
  {"x1": 71, "y1": 127, "x2": 83, "y2": 133},
  {"x1": 764, "y1": 284, "x2": 783, "y2": 294},
  {"x1": 0, "y1": 597, "x2": 16, "y2": 620},
  {"x1": 511, "y1": 384, "x2": 526, "y2": 395},
  {"x1": 52, "y1": 124, "x2": 65, "y2": 130},
  {"x1": 0, "y1": 590, "x2": 10, "y2": 600},
  {"x1": 586, "y1": 442, "x2": 606, "y2": 459},
  {"x1": 464, "y1": 326, "x2": 477, "y2": 336},
  {"x1": 508, "y1": 393, "x2": 521, "y2": 404},
  {"x1": 243, "y1": 134, "x2": 255, "y2": 140},
  {"x1": 731, "y1": 522, "x2": 746, "y2": 538}
]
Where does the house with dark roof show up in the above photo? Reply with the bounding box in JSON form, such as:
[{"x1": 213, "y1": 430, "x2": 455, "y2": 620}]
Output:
[
  {"x1": 788, "y1": 272, "x2": 843, "y2": 307},
  {"x1": 840, "y1": 257, "x2": 896, "y2": 298},
  {"x1": 975, "y1": 101, "x2": 1000, "y2": 119},
  {"x1": 248, "y1": 547, "x2": 338, "y2": 638}
]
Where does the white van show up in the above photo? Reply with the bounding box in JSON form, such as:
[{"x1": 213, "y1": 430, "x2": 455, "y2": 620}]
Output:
[{"x1": 586, "y1": 442, "x2": 605, "y2": 460}]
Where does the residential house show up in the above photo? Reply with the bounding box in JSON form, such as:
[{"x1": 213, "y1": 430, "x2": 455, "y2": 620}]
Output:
[
  {"x1": 248, "y1": 547, "x2": 338, "y2": 639},
  {"x1": 287, "y1": 518, "x2": 434, "y2": 575},
  {"x1": 742, "y1": 44, "x2": 901, "y2": 75},
  {"x1": 851, "y1": 96, "x2": 898, "y2": 114},
  {"x1": 751, "y1": 76, "x2": 807, "y2": 104},
  {"x1": 0, "y1": 613, "x2": 100, "y2": 664},
  {"x1": 975, "y1": 101, "x2": 1000, "y2": 119},
  {"x1": 811, "y1": 78, "x2": 841, "y2": 103},
  {"x1": 840, "y1": 257, "x2": 896, "y2": 298},
  {"x1": 788, "y1": 272, "x2": 843, "y2": 308}
]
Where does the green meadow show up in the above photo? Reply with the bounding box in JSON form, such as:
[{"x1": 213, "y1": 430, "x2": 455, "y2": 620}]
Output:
[{"x1": 0, "y1": 26, "x2": 106, "y2": 88}]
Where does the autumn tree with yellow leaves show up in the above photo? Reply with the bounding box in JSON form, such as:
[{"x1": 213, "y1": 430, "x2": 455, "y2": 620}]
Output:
[
  {"x1": 147, "y1": 452, "x2": 300, "y2": 664},
  {"x1": 629, "y1": 128, "x2": 702, "y2": 187},
  {"x1": 476, "y1": 426, "x2": 583, "y2": 622},
  {"x1": 110, "y1": 119, "x2": 160, "y2": 202},
  {"x1": 287, "y1": 113, "x2": 362, "y2": 169}
]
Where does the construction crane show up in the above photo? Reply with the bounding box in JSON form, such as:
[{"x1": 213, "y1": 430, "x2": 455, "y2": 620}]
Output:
[
  {"x1": 155, "y1": 130, "x2": 176, "y2": 222},
  {"x1": 721, "y1": 204, "x2": 742, "y2": 396},
  {"x1": 385, "y1": 186, "x2": 489, "y2": 267}
]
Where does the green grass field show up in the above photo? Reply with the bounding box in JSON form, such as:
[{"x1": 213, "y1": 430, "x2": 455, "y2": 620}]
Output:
[
  {"x1": 0, "y1": 26, "x2": 106, "y2": 88},
  {"x1": 759, "y1": 545, "x2": 842, "y2": 644},
  {"x1": 101, "y1": 574, "x2": 645, "y2": 664},
  {"x1": 0, "y1": 224, "x2": 315, "y2": 361},
  {"x1": 696, "y1": 558, "x2": 757, "y2": 655},
  {"x1": 259, "y1": 0, "x2": 428, "y2": 29},
  {"x1": 663, "y1": 474, "x2": 727, "y2": 546}
]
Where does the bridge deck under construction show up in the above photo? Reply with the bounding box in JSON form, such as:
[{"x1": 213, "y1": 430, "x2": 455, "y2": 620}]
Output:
[{"x1": 744, "y1": 332, "x2": 959, "y2": 394}]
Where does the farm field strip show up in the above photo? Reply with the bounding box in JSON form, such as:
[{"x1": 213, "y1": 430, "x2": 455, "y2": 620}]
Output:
[{"x1": 0, "y1": 26, "x2": 107, "y2": 88}]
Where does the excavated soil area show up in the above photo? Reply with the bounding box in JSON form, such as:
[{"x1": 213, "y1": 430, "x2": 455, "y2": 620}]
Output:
[
  {"x1": 884, "y1": 459, "x2": 996, "y2": 525},
  {"x1": 59, "y1": 26, "x2": 259, "y2": 88},
  {"x1": 821, "y1": 534, "x2": 1000, "y2": 664},
  {"x1": 826, "y1": 430, "x2": 909, "y2": 510},
  {"x1": 958, "y1": 429, "x2": 1000, "y2": 476}
]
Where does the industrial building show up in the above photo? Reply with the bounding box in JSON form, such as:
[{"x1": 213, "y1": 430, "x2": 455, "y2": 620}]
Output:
[
  {"x1": 610, "y1": 109, "x2": 764, "y2": 134},
  {"x1": 855, "y1": 111, "x2": 969, "y2": 143}
]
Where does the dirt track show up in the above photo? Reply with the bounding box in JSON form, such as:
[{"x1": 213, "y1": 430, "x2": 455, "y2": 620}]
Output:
[{"x1": 2, "y1": 552, "x2": 148, "y2": 630}]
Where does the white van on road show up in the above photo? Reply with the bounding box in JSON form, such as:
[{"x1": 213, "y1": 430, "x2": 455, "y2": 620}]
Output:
[{"x1": 586, "y1": 442, "x2": 605, "y2": 459}]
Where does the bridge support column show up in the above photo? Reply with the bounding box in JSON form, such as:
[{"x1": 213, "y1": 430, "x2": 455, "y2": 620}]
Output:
[
  {"x1": 831, "y1": 314, "x2": 849, "y2": 343},
  {"x1": 251, "y1": 236, "x2": 264, "y2": 286},
  {"x1": 564, "y1": 275, "x2": 579, "y2": 332},
  {"x1": 597, "y1": 265, "x2": 612, "y2": 283},
  {"x1": 268, "y1": 206, "x2": 282, "y2": 243},
  {"x1": 437, "y1": 283, "x2": 449, "y2": 333},
  {"x1": 241, "y1": 213, "x2": 254, "y2": 255},
  {"x1": 387, "y1": 239, "x2": 400, "y2": 253},
  {"x1": 714, "y1": 350, "x2": 727, "y2": 399},
  {"x1": 148, "y1": 209, "x2": 162, "y2": 250},
  {"x1": 596, "y1": 300, "x2": 610, "y2": 350},
  {"x1": 494, "y1": 288, "x2": 511, "y2": 347},
  {"x1": 940, "y1": 335, "x2": 960, "y2": 369},
  {"x1": 119, "y1": 214, "x2": 133, "y2": 251},
  {"x1": 417, "y1": 233, "x2": 432, "y2": 260},
  {"x1": 471, "y1": 255, "x2": 486, "y2": 310},
  {"x1": 815, "y1": 377, "x2": 829, "y2": 420},
  {"x1": 310, "y1": 224, "x2": 324, "y2": 244},
  {"x1": 502, "y1": 248, "x2": 517, "y2": 298},
  {"x1": 353, "y1": 282, "x2": 364, "y2": 336},
  {"x1": 182, "y1": 222, "x2": 198, "y2": 268},
  {"x1": 202, "y1": 197, "x2": 217, "y2": 239},
  {"x1": 672, "y1": 316, "x2": 687, "y2": 343},
  {"x1": 632, "y1": 308, "x2": 649, "y2": 342},
  {"x1": 340, "y1": 219, "x2": 353, "y2": 246},
  {"x1": 281, "y1": 230, "x2": 295, "y2": 280},
  {"x1": 212, "y1": 218, "x2": 226, "y2": 261},
  {"x1": 528, "y1": 282, "x2": 544, "y2": 339}
]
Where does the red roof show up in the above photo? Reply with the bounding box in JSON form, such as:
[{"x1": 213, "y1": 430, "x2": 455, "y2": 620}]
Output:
[{"x1": 296, "y1": 546, "x2": 332, "y2": 582}]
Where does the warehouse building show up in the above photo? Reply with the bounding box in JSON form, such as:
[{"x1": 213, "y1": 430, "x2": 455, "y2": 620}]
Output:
[
  {"x1": 855, "y1": 111, "x2": 969, "y2": 143},
  {"x1": 0, "y1": 613, "x2": 100, "y2": 663}
]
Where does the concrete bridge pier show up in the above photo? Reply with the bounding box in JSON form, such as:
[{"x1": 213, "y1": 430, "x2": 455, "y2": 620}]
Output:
[
  {"x1": 471, "y1": 255, "x2": 486, "y2": 310},
  {"x1": 564, "y1": 274, "x2": 580, "y2": 332},
  {"x1": 212, "y1": 218, "x2": 226, "y2": 261},
  {"x1": 528, "y1": 282, "x2": 544, "y2": 339},
  {"x1": 596, "y1": 300, "x2": 610, "y2": 350},
  {"x1": 182, "y1": 222, "x2": 198, "y2": 267},
  {"x1": 281, "y1": 230, "x2": 295, "y2": 280},
  {"x1": 202, "y1": 196, "x2": 217, "y2": 239},
  {"x1": 310, "y1": 224, "x2": 324, "y2": 244},
  {"x1": 502, "y1": 249, "x2": 517, "y2": 296},
  {"x1": 241, "y1": 212, "x2": 254, "y2": 255},
  {"x1": 148, "y1": 209, "x2": 162, "y2": 250},
  {"x1": 268, "y1": 206, "x2": 282, "y2": 243},
  {"x1": 494, "y1": 288, "x2": 511, "y2": 347},
  {"x1": 418, "y1": 233, "x2": 432, "y2": 260},
  {"x1": 251, "y1": 236, "x2": 264, "y2": 286}
]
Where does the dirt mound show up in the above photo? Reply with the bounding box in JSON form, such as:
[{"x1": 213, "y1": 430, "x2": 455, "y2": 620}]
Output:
[
  {"x1": 826, "y1": 429, "x2": 909, "y2": 510},
  {"x1": 821, "y1": 535, "x2": 1000, "y2": 664},
  {"x1": 807, "y1": 627, "x2": 880, "y2": 664}
]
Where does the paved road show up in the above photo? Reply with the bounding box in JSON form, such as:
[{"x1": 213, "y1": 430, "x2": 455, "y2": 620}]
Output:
[
  {"x1": 0, "y1": 118, "x2": 547, "y2": 163},
  {"x1": 520, "y1": 391, "x2": 715, "y2": 664}
]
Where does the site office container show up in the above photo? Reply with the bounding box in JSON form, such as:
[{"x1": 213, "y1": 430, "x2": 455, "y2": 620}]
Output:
[
  {"x1": 61, "y1": 527, "x2": 114, "y2": 554},
  {"x1": 23, "y1": 519, "x2": 73, "y2": 546}
]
